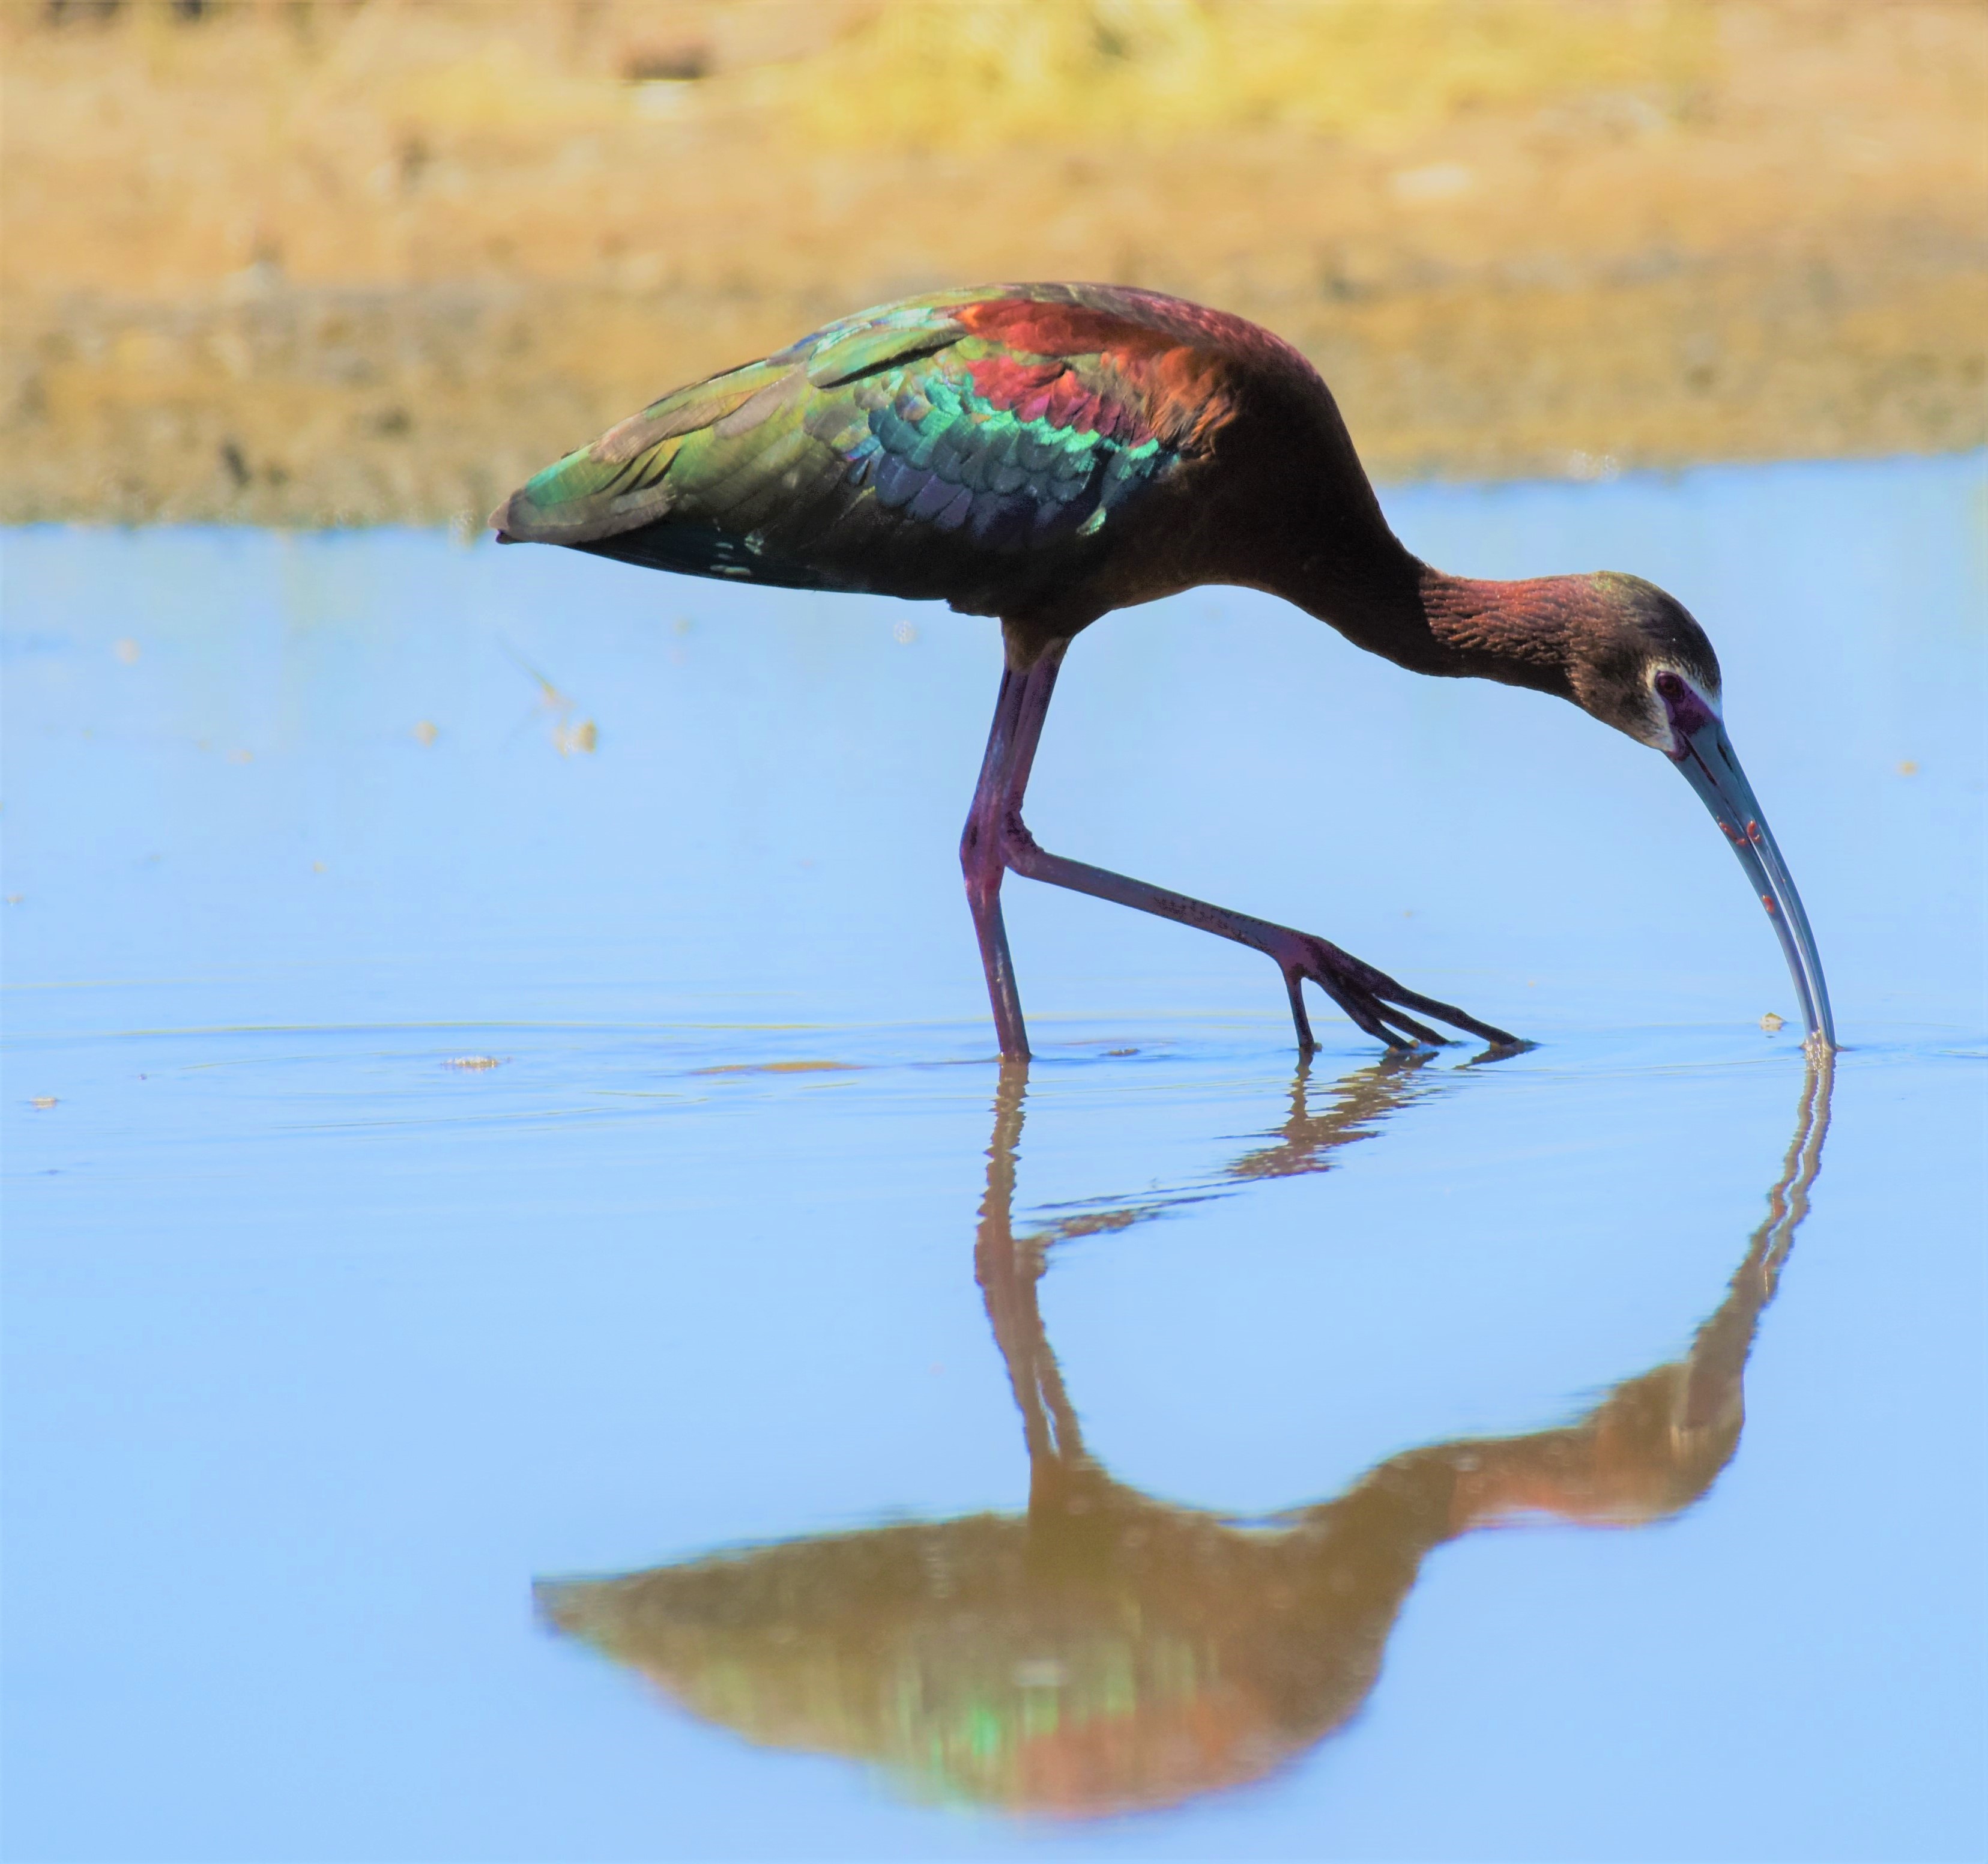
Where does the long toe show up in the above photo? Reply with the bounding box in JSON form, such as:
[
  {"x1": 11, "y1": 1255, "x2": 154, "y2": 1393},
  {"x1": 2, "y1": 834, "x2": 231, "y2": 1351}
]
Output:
[{"x1": 1295, "y1": 937, "x2": 1520, "y2": 1049}]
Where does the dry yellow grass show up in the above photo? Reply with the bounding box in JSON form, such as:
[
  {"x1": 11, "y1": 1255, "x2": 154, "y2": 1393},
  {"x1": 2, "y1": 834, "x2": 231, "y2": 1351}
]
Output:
[{"x1": 4, "y1": 0, "x2": 1984, "y2": 524}]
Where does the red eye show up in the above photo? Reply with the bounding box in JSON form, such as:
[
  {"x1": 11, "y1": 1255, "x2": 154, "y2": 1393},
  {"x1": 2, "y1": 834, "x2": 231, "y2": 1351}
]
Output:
[{"x1": 1655, "y1": 671, "x2": 1686, "y2": 700}]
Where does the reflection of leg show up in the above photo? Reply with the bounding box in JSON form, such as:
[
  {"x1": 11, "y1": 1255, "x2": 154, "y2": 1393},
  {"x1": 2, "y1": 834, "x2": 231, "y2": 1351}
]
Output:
[
  {"x1": 1227, "y1": 1053, "x2": 1439, "y2": 1184},
  {"x1": 972, "y1": 1063, "x2": 1045, "y2": 1457},
  {"x1": 972, "y1": 1060, "x2": 1086, "y2": 1474},
  {"x1": 1028, "y1": 1291, "x2": 1085, "y2": 1471}
]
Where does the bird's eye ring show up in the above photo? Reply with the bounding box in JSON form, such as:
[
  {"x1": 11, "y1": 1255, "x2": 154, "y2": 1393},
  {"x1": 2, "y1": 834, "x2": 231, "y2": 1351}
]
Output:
[{"x1": 1654, "y1": 670, "x2": 1687, "y2": 701}]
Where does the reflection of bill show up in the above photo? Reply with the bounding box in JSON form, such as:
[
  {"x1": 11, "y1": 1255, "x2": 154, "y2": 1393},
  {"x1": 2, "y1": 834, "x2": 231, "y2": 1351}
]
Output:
[{"x1": 537, "y1": 1059, "x2": 1832, "y2": 1818}]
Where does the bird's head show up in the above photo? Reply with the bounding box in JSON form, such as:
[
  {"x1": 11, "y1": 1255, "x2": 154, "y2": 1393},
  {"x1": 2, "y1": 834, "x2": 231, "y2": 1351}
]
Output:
[
  {"x1": 1419, "y1": 567, "x2": 1833, "y2": 1050},
  {"x1": 1550, "y1": 570, "x2": 1835, "y2": 1052},
  {"x1": 1557, "y1": 572, "x2": 1723, "y2": 751}
]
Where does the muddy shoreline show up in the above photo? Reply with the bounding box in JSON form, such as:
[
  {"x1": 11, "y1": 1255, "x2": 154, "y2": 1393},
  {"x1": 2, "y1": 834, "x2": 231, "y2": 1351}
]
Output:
[
  {"x1": 7, "y1": 1, "x2": 1983, "y2": 523},
  {"x1": 14, "y1": 237, "x2": 1980, "y2": 527}
]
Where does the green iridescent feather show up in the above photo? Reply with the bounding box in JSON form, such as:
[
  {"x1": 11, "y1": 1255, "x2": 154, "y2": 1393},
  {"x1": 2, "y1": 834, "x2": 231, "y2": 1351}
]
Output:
[{"x1": 491, "y1": 287, "x2": 1196, "y2": 609}]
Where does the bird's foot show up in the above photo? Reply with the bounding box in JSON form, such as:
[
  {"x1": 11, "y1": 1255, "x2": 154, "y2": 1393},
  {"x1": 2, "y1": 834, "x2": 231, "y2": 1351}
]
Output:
[{"x1": 1270, "y1": 930, "x2": 1521, "y2": 1054}]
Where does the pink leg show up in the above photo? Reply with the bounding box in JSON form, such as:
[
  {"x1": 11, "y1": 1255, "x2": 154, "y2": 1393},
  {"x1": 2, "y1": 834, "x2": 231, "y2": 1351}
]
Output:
[
  {"x1": 1006, "y1": 838, "x2": 1516, "y2": 1050},
  {"x1": 959, "y1": 644, "x2": 1066, "y2": 1059},
  {"x1": 960, "y1": 641, "x2": 1519, "y2": 1056}
]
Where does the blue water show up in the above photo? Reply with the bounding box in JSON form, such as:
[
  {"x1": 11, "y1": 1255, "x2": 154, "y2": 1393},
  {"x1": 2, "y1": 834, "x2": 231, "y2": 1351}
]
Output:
[{"x1": 4, "y1": 454, "x2": 1984, "y2": 1860}]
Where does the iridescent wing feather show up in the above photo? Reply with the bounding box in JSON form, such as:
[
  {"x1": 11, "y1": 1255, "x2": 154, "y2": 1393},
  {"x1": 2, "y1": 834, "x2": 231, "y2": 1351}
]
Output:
[{"x1": 492, "y1": 286, "x2": 1276, "y2": 617}]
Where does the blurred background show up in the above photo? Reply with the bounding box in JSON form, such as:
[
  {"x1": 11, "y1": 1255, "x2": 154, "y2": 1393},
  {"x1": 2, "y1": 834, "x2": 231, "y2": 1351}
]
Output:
[{"x1": 5, "y1": 0, "x2": 1983, "y2": 528}]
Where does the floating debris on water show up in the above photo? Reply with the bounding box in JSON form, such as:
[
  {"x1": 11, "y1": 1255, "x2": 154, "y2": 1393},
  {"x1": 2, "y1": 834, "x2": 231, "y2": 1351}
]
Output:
[
  {"x1": 1760, "y1": 1012, "x2": 1786, "y2": 1033},
  {"x1": 500, "y1": 641, "x2": 597, "y2": 757},
  {"x1": 29, "y1": 1096, "x2": 57, "y2": 1109},
  {"x1": 497, "y1": 640, "x2": 596, "y2": 755},
  {"x1": 692, "y1": 1060, "x2": 856, "y2": 1076},
  {"x1": 442, "y1": 1055, "x2": 506, "y2": 1071}
]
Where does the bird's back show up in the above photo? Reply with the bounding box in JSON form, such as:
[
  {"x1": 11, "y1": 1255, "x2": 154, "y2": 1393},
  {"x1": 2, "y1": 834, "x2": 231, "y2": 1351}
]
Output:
[{"x1": 492, "y1": 284, "x2": 1375, "y2": 641}]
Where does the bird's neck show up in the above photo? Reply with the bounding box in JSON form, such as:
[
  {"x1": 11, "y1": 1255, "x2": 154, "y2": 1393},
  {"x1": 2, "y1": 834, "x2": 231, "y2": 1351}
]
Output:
[{"x1": 1285, "y1": 550, "x2": 1584, "y2": 702}]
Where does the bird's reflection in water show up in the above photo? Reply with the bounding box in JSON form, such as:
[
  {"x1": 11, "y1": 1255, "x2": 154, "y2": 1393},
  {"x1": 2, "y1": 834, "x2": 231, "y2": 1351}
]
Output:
[{"x1": 537, "y1": 1056, "x2": 1833, "y2": 1818}]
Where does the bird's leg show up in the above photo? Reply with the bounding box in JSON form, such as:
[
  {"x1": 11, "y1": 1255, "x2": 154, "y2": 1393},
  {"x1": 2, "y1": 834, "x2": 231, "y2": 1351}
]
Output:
[
  {"x1": 967, "y1": 641, "x2": 1515, "y2": 1053},
  {"x1": 965, "y1": 637, "x2": 1516, "y2": 1054},
  {"x1": 960, "y1": 646, "x2": 1065, "y2": 1058},
  {"x1": 1006, "y1": 838, "x2": 1514, "y2": 1051}
]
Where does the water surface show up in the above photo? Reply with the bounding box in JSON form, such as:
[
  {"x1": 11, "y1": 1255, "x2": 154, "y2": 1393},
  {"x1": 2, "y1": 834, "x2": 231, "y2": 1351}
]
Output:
[{"x1": 4, "y1": 455, "x2": 1984, "y2": 1859}]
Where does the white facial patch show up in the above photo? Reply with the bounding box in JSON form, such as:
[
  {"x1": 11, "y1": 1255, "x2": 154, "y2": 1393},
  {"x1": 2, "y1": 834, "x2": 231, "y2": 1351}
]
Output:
[{"x1": 1650, "y1": 663, "x2": 1723, "y2": 755}]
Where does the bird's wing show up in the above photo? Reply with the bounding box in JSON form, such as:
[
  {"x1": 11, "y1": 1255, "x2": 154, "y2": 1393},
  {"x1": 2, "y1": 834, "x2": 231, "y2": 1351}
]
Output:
[{"x1": 491, "y1": 288, "x2": 1251, "y2": 602}]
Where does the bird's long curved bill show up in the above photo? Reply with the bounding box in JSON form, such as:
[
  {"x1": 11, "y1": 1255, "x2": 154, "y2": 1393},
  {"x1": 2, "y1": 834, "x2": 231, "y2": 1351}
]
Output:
[{"x1": 1673, "y1": 719, "x2": 1835, "y2": 1049}]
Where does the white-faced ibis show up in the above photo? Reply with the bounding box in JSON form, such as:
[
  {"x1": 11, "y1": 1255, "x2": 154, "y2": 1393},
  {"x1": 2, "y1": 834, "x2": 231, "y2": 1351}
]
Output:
[{"x1": 494, "y1": 284, "x2": 1834, "y2": 1057}]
